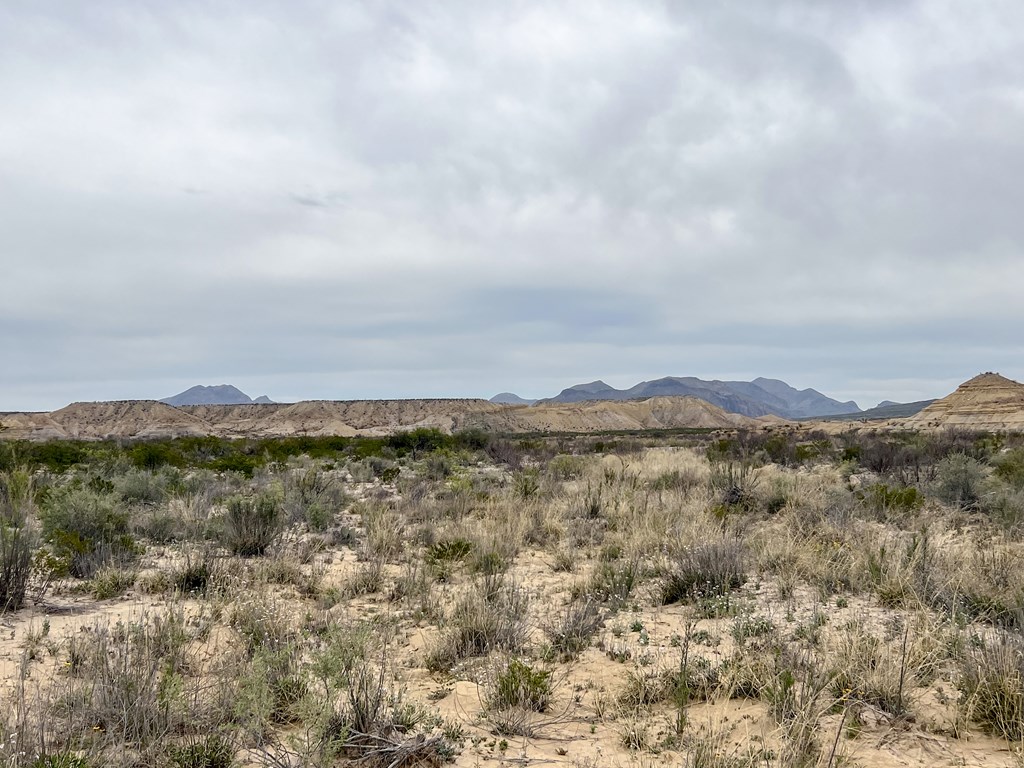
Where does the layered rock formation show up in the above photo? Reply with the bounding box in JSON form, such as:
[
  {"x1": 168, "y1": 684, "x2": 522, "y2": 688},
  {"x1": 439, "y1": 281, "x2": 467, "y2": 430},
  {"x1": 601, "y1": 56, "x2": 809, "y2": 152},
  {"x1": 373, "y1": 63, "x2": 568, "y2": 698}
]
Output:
[{"x1": 902, "y1": 373, "x2": 1024, "y2": 430}]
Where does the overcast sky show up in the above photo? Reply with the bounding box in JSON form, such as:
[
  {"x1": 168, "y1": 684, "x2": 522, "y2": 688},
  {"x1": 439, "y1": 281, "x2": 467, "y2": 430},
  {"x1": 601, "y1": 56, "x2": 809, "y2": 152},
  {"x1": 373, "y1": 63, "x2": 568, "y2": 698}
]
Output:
[{"x1": 2, "y1": 1, "x2": 1023, "y2": 411}]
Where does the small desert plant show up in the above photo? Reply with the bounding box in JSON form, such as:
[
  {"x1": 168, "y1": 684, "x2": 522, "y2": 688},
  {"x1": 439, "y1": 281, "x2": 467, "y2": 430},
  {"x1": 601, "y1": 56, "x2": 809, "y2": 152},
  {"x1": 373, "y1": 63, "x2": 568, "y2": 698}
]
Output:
[
  {"x1": 584, "y1": 557, "x2": 640, "y2": 605},
  {"x1": 173, "y1": 550, "x2": 225, "y2": 595},
  {"x1": 426, "y1": 537, "x2": 473, "y2": 565},
  {"x1": 542, "y1": 599, "x2": 603, "y2": 660},
  {"x1": 360, "y1": 502, "x2": 404, "y2": 562},
  {"x1": 222, "y1": 491, "x2": 283, "y2": 556},
  {"x1": 661, "y1": 538, "x2": 745, "y2": 605},
  {"x1": 487, "y1": 658, "x2": 553, "y2": 712},
  {"x1": 169, "y1": 733, "x2": 236, "y2": 768},
  {"x1": 347, "y1": 556, "x2": 385, "y2": 596},
  {"x1": 865, "y1": 482, "x2": 924, "y2": 516},
  {"x1": 708, "y1": 460, "x2": 760, "y2": 509},
  {"x1": 548, "y1": 454, "x2": 587, "y2": 480},
  {"x1": 229, "y1": 593, "x2": 295, "y2": 656},
  {"x1": 513, "y1": 470, "x2": 541, "y2": 500},
  {"x1": 90, "y1": 566, "x2": 136, "y2": 600}
]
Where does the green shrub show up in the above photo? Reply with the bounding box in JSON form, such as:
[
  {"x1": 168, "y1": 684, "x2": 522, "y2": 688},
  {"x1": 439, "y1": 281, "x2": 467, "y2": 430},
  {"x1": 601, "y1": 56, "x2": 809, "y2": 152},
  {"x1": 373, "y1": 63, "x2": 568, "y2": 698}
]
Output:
[
  {"x1": 933, "y1": 453, "x2": 986, "y2": 508},
  {"x1": 114, "y1": 468, "x2": 173, "y2": 505},
  {"x1": 29, "y1": 441, "x2": 88, "y2": 473},
  {"x1": 488, "y1": 658, "x2": 552, "y2": 712},
  {"x1": 169, "y1": 733, "x2": 235, "y2": 768},
  {"x1": 426, "y1": 538, "x2": 474, "y2": 565},
  {"x1": 129, "y1": 442, "x2": 185, "y2": 470},
  {"x1": 39, "y1": 486, "x2": 137, "y2": 578},
  {"x1": 222, "y1": 492, "x2": 283, "y2": 556},
  {"x1": 90, "y1": 566, "x2": 136, "y2": 600},
  {"x1": 866, "y1": 483, "x2": 924, "y2": 515},
  {"x1": 994, "y1": 448, "x2": 1024, "y2": 490}
]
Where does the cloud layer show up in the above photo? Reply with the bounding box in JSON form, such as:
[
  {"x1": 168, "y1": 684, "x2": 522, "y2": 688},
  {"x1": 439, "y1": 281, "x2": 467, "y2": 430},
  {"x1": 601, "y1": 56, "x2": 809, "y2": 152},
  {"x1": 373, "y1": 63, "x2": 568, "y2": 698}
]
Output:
[{"x1": 2, "y1": 1, "x2": 1023, "y2": 410}]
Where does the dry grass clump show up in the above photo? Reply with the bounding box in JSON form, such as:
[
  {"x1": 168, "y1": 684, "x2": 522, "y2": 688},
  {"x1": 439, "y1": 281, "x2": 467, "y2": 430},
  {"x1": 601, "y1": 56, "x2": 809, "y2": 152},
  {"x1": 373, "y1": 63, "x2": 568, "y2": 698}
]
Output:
[
  {"x1": 425, "y1": 578, "x2": 529, "y2": 671},
  {"x1": 222, "y1": 491, "x2": 283, "y2": 556},
  {"x1": 957, "y1": 631, "x2": 1024, "y2": 741},
  {"x1": 661, "y1": 538, "x2": 746, "y2": 605},
  {"x1": 541, "y1": 598, "x2": 603, "y2": 660}
]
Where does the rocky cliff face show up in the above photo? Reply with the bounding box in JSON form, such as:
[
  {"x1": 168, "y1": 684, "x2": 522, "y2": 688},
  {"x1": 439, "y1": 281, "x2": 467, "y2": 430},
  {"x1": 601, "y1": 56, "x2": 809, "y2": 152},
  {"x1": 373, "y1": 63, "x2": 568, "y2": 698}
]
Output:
[{"x1": 902, "y1": 373, "x2": 1024, "y2": 430}]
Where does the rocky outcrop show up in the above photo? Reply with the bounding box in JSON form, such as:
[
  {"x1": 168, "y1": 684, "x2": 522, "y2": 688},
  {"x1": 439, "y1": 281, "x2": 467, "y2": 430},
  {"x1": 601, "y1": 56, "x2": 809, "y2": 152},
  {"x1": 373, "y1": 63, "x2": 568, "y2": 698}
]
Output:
[{"x1": 902, "y1": 373, "x2": 1024, "y2": 431}]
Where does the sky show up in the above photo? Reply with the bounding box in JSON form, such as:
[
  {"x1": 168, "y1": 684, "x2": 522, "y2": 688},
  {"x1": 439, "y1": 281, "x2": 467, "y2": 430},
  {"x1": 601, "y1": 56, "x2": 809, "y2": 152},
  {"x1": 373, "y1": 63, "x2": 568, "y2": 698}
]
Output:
[{"x1": 2, "y1": 1, "x2": 1023, "y2": 412}]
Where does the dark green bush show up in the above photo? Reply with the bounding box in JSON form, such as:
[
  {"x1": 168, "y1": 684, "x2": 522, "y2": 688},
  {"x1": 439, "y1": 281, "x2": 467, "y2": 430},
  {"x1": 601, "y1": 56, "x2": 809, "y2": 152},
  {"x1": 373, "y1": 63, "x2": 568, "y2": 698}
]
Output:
[
  {"x1": 866, "y1": 483, "x2": 924, "y2": 515},
  {"x1": 169, "y1": 733, "x2": 235, "y2": 768},
  {"x1": 426, "y1": 538, "x2": 474, "y2": 564},
  {"x1": 129, "y1": 442, "x2": 185, "y2": 470}
]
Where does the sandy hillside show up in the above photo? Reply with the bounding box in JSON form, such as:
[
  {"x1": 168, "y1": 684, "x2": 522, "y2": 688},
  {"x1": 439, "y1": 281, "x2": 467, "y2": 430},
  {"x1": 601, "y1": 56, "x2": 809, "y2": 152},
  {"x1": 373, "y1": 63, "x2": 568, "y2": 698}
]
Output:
[
  {"x1": 0, "y1": 396, "x2": 766, "y2": 441},
  {"x1": 902, "y1": 372, "x2": 1024, "y2": 430},
  {"x1": 48, "y1": 400, "x2": 213, "y2": 440}
]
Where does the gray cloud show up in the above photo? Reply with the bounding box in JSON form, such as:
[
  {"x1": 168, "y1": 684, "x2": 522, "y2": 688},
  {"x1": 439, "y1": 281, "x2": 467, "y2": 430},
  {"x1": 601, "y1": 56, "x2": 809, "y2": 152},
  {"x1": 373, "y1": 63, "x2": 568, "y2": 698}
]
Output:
[{"x1": 1, "y1": 1, "x2": 1022, "y2": 411}]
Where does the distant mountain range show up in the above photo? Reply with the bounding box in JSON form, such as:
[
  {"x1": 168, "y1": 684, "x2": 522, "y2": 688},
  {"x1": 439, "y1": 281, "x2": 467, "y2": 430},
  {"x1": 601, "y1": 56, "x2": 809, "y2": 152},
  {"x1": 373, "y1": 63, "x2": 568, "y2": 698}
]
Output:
[
  {"x1": 490, "y1": 392, "x2": 538, "y2": 405},
  {"x1": 160, "y1": 385, "x2": 274, "y2": 406},
  {"x1": 818, "y1": 399, "x2": 935, "y2": 421},
  {"x1": 492, "y1": 376, "x2": 861, "y2": 420}
]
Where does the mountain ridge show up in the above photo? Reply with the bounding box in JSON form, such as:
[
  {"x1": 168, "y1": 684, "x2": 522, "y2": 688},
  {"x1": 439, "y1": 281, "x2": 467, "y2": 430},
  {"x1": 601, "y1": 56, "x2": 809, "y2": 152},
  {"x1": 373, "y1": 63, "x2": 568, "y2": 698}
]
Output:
[
  {"x1": 160, "y1": 384, "x2": 275, "y2": 406},
  {"x1": 539, "y1": 376, "x2": 859, "y2": 419}
]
